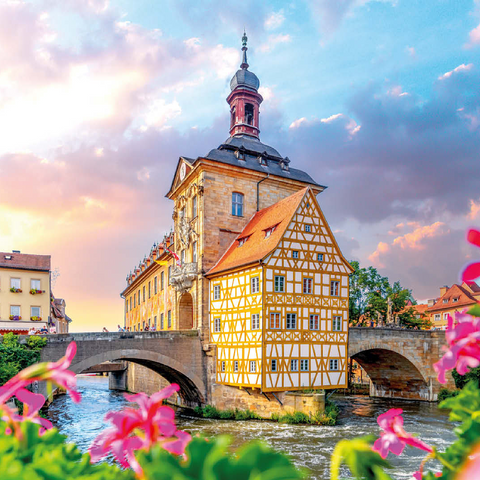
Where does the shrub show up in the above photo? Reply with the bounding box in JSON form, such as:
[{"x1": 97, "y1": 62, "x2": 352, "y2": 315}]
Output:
[{"x1": 438, "y1": 388, "x2": 460, "y2": 402}]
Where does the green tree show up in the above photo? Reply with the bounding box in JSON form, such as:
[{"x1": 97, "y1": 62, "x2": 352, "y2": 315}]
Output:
[
  {"x1": 0, "y1": 333, "x2": 46, "y2": 386},
  {"x1": 349, "y1": 262, "x2": 424, "y2": 329}
]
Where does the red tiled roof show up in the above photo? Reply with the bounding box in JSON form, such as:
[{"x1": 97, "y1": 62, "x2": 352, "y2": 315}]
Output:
[
  {"x1": 427, "y1": 284, "x2": 478, "y2": 312},
  {"x1": 207, "y1": 188, "x2": 308, "y2": 276},
  {"x1": 464, "y1": 281, "x2": 480, "y2": 294},
  {"x1": 0, "y1": 252, "x2": 50, "y2": 272}
]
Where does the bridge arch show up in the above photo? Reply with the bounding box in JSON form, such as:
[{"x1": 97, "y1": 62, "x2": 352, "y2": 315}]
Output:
[
  {"x1": 71, "y1": 349, "x2": 206, "y2": 406},
  {"x1": 349, "y1": 342, "x2": 432, "y2": 401}
]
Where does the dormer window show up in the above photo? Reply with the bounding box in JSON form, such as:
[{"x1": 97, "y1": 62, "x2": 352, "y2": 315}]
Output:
[
  {"x1": 234, "y1": 148, "x2": 246, "y2": 161},
  {"x1": 257, "y1": 153, "x2": 267, "y2": 166},
  {"x1": 245, "y1": 103, "x2": 254, "y2": 125},
  {"x1": 264, "y1": 224, "x2": 278, "y2": 238},
  {"x1": 238, "y1": 236, "x2": 250, "y2": 247},
  {"x1": 453, "y1": 297, "x2": 459, "y2": 303},
  {"x1": 443, "y1": 299, "x2": 448, "y2": 304},
  {"x1": 280, "y1": 156, "x2": 290, "y2": 171}
]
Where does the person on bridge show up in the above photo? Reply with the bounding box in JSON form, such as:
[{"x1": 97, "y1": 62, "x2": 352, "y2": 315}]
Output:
[
  {"x1": 117, "y1": 325, "x2": 124, "y2": 332},
  {"x1": 102, "y1": 327, "x2": 109, "y2": 332}
]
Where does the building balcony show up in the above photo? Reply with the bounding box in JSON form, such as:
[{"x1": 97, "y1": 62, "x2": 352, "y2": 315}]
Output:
[{"x1": 170, "y1": 262, "x2": 198, "y2": 294}]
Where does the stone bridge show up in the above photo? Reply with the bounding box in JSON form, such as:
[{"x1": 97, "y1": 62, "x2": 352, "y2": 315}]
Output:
[
  {"x1": 37, "y1": 327, "x2": 454, "y2": 405},
  {"x1": 39, "y1": 330, "x2": 206, "y2": 406},
  {"x1": 349, "y1": 327, "x2": 455, "y2": 401}
]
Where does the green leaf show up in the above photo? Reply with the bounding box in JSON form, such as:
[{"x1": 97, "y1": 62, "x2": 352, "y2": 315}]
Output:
[{"x1": 330, "y1": 436, "x2": 392, "y2": 480}]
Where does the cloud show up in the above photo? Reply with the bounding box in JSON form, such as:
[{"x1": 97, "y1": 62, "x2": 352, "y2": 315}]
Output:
[
  {"x1": 465, "y1": 22, "x2": 480, "y2": 48},
  {"x1": 264, "y1": 10, "x2": 285, "y2": 30},
  {"x1": 438, "y1": 63, "x2": 473, "y2": 80},
  {"x1": 258, "y1": 33, "x2": 291, "y2": 53},
  {"x1": 366, "y1": 223, "x2": 470, "y2": 298},
  {"x1": 306, "y1": 0, "x2": 396, "y2": 37},
  {"x1": 406, "y1": 46, "x2": 416, "y2": 58},
  {"x1": 469, "y1": 199, "x2": 480, "y2": 220}
]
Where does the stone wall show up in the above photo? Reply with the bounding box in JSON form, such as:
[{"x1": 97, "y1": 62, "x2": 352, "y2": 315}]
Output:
[
  {"x1": 349, "y1": 327, "x2": 455, "y2": 401},
  {"x1": 126, "y1": 362, "x2": 174, "y2": 397},
  {"x1": 211, "y1": 384, "x2": 325, "y2": 419}
]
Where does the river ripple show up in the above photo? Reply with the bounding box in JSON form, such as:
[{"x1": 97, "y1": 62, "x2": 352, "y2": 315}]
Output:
[{"x1": 47, "y1": 376, "x2": 456, "y2": 480}]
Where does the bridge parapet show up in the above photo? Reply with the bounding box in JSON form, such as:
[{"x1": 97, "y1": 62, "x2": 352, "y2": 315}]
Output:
[
  {"x1": 38, "y1": 329, "x2": 206, "y2": 406},
  {"x1": 349, "y1": 327, "x2": 454, "y2": 401}
]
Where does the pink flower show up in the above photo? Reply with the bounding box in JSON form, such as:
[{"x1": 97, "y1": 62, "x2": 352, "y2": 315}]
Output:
[
  {"x1": 456, "y1": 441, "x2": 480, "y2": 480},
  {"x1": 89, "y1": 384, "x2": 191, "y2": 476},
  {"x1": 462, "y1": 229, "x2": 480, "y2": 283},
  {"x1": 0, "y1": 341, "x2": 79, "y2": 437},
  {"x1": 372, "y1": 409, "x2": 433, "y2": 459},
  {"x1": 434, "y1": 313, "x2": 480, "y2": 384}
]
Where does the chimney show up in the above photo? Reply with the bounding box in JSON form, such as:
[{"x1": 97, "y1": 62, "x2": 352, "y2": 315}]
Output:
[{"x1": 440, "y1": 285, "x2": 449, "y2": 297}]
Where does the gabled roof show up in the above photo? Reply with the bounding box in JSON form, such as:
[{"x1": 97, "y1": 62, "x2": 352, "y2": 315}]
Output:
[
  {"x1": 0, "y1": 252, "x2": 50, "y2": 272},
  {"x1": 207, "y1": 188, "x2": 307, "y2": 276},
  {"x1": 427, "y1": 284, "x2": 478, "y2": 312}
]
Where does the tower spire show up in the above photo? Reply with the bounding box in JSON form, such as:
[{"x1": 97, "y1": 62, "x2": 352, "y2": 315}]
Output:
[{"x1": 240, "y1": 30, "x2": 249, "y2": 70}]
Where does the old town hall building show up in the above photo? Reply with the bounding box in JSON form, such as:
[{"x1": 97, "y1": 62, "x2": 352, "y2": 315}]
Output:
[{"x1": 121, "y1": 34, "x2": 353, "y2": 394}]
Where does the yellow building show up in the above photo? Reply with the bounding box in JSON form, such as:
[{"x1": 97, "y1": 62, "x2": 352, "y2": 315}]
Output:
[
  {"x1": 0, "y1": 251, "x2": 51, "y2": 334},
  {"x1": 122, "y1": 34, "x2": 352, "y2": 394},
  {"x1": 206, "y1": 187, "x2": 352, "y2": 391}
]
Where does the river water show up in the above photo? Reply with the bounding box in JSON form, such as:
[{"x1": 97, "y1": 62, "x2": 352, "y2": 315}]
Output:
[{"x1": 47, "y1": 376, "x2": 456, "y2": 480}]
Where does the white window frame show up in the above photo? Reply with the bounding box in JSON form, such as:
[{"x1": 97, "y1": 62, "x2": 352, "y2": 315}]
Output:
[
  {"x1": 214, "y1": 318, "x2": 221, "y2": 333},
  {"x1": 443, "y1": 298, "x2": 448, "y2": 304},
  {"x1": 10, "y1": 305, "x2": 20, "y2": 317},
  {"x1": 434, "y1": 314, "x2": 441, "y2": 322},
  {"x1": 192, "y1": 241, "x2": 197, "y2": 263},
  {"x1": 271, "y1": 359, "x2": 277, "y2": 372},
  {"x1": 309, "y1": 314, "x2": 319, "y2": 330},
  {"x1": 330, "y1": 281, "x2": 340, "y2": 297},
  {"x1": 300, "y1": 359, "x2": 309, "y2": 371},
  {"x1": 10, "y1": 278, "x2": 21, "y2": 289},
  {"x1": 251, "y1": 313, "x2": 260, "y2": 330},
  {"x1": 192, "y1": 195, "x2": 198, "y2": 218},
  {"x1": 286, "y1": 313, "x2": 297, "y2": 330},
  {"x1": 290, "y1": 359, "x2": 298, "y2": 372},
  {"x1": 31, "y1": 306, "x2": 41, "y2": 318},
  {"x1": 232, "y1": 192, "x2": 244, "y2": 217},
  {"x1": 333, "y1": 316, "x2": 342, "y2": 331},
  {"x1": 330, "y1": 359, "x2": 339, "y2": 371},
  {"x1": 292, "y1": 251, "x2": 299, "y2": 259},
  {"x1": 270, "y1": 312, "x2": 281, "y2": 329},
  {"x1": 31, "y1": 279, "x2": 41, "y2": 290},
  {"x1": 213, "y1": 285, "x2": 221, "y2": 300},
  {"x1": 251, "y1": 276, "x2": 260, "y2": 294},
  {"x1": 303, "y1": 277, "x2": 313, "y2": 294},
  {"x1": 274, "y1": 275, "x2": 285, "y2": 292},
  {"x1": 250, "y1": 361, "x2": 256, "y2": 373}
]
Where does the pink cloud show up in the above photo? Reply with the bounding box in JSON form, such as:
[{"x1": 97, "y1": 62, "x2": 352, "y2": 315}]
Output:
[
  {"x1": 438, "y1": 63, "x2": 474, "y2": 80},
  {"x1": 465, "y1": 23, "x2": 480, "y2": 49}
]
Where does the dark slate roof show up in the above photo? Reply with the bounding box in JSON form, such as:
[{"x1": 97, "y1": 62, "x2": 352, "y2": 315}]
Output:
[
  {"x1": 230, "y1": 69, "x2": 260, "y2": 91},
  {"x1": 204, "y1": 135, "x2": 325, "y2": 188}
]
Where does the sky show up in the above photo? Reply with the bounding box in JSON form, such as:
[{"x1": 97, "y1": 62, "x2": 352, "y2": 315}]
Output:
[{"x1": 1, "y1": 0, "x2": 479, "y2": 332}]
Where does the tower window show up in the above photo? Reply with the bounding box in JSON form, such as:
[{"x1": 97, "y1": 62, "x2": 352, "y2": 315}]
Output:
[
  {"x1": 245, "y1": 103, "x2": 254, "y2": 125},
  {"x1": 230, "y1": 106, "x2": 236, "y2": 128},
  {"x1": 232, "y1": 192, "x2": 244, "y2": 216},
  {"x1": 271, "y1": 359, "x2": 277, "y2": 372}
]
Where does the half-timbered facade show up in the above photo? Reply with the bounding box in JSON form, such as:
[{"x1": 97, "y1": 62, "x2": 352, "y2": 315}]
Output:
[{"x1": 207, "y1": 188, "x2": 352, "y2": 391}]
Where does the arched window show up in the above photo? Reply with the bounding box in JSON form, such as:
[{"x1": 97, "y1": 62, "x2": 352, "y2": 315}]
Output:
[
  {"x1": 232, "y1": 192, "x2": 244, "y2": 217},
  {"x1": 245, "y1": 103, "x2": 254, "y2": 125},
  {"x1": 230, "y1": 107, "x2": 236, "y2": 128}
]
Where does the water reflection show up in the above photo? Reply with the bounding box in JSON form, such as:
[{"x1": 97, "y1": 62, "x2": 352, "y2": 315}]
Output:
[{"x1": 47, "y1": 377, "x2": 456, "y2": 480}]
